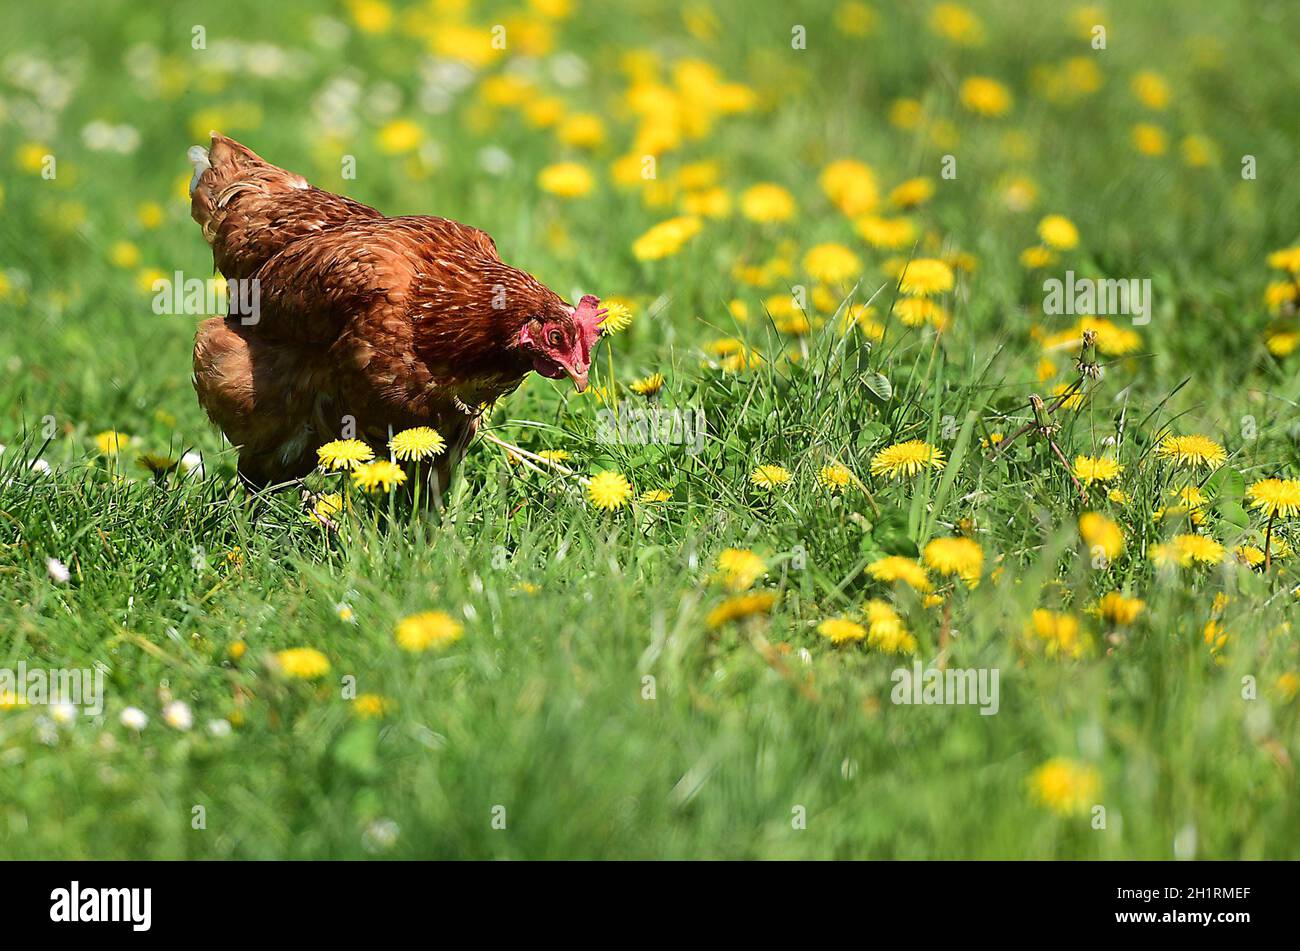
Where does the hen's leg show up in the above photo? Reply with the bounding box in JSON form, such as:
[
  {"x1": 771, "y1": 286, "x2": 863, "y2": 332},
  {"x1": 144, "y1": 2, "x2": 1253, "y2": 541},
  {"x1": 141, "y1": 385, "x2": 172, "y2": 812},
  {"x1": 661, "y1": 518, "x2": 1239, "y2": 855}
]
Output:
[{"x1": 423, "y1": 417, "x2": 477, "y2": 509}]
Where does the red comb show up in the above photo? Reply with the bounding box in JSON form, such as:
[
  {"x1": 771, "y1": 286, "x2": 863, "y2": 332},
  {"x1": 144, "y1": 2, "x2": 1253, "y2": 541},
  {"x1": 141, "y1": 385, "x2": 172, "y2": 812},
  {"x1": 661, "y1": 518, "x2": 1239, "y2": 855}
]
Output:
[{"x1": 574, "y1": 294, "x2": 604, "y2": 331}]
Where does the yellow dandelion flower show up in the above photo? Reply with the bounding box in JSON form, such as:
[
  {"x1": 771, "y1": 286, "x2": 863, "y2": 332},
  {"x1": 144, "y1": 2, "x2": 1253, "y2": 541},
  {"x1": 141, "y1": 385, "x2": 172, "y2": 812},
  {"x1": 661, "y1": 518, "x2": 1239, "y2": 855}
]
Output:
[
  {"x1": 681, "y1": 187, "x2": 732, "y2": 218},
  {"x1": 396, "y1": 611, "x2": 463, "y2": 652},
  {"x1": 599, "y1": 300, "x2": 633, "y2": 334},
  {"x1": 892, "y1": 297, "x2": 947, "y2": 329},
  {"x1": 1001, "y1": 175, "x2": 1039, "y2": 212},
  {"x1": 1027, "y1": 610, "x2": 1086, "y2": 659},
  {"x1": 959, "y1": 76, "x2": 1013, "y2": 117},
  {"x1": 537, "y1": 449, "x2": 571, "y2": 463},
  {"x1": 1020, "y1": 246, "x2": 1057, "y2": 269},
  {"x1": 137, "y1": 201, "x2": 164, "y2": 229},
  {"x1": 870, "y1": 440, "x2": 945, "y2": 480},
  {"x1": 1276, "y1": 672, "x2": 1299, "y2": 703},
  {"x1": 317, "y1": 439, "x2": 375, "y2": 471},
  {"x1": 1246, "y1": 478, "x2": 1300, "y2": 519},
  {"x1": 109, "y1": 240, "x2": 141, "y2": 269},
  {"x1": 1204, "y1": 619, "x2": 1229, "y2": 655},
  {"x1": 865, "y1": 599, "x2": 917, "y2": 653},
  {"x1": 274, "y1": 647, "x2": 330, "y2": 679},
  {"x1": 717, "y1": 348, "x2": 764, "y2": 373},
  {"x1": 353, "y1": 694, "x2": 390, "y2": 719},
  {"x1": 867, "y1": 556, "x2": 931, "y2": 592},
  {"x1": 750, "y1": 464, "x2": 792, "y2": 489},
  {"x1": 136, "y1": 267, "x2": 168, "y2": 293},
  {"x1": 308, "y1": 493, "x2": 344, "y2": 524},
  {"x1": 352, "y1": 460, "x2": 407, "y2": 493},
  {"x1": 1071, "y1": 315, "x2": 1144, "y2": 355},
  {"x1": 556, "y1": 113, "x2": 605, "y2": 148},
  {"x1": 348, "y1": 0, "x2": 393, "y2": 33},
  {"x1": 834, "y1": 1, "x2": 877, "y2": 37},
  {"x1": 1098, "y1": 592, "x2": 1144, "y2": 626},
  {"x1": 632, "y1": 215, "x2": 702, "y2": 261},
  {"x1": 889, "y1": 177, "x2": 935, "y2": 209},
  {"x1": 774, "y1": 311, "x2": 812, "y2": 336},
  {"x1": 889, "y1": 97, "x2": 923, "y2": 130},
  {"x1": 1131, "y1": 70, "x2": 1170, "y2": 109},
  {"x1": 1029, "y1": 758, "x2": 1100, "y2": 816},
  {"x1": 1234, "y1": 545, "x2": 1265, "y2": 568},
  {"x1": 923, "y1": 537, "x2": 984, "y2": 587},
  {"x1": 707, "y1": 591, "x2": 777, "y2": 629},
  {"x1": 1264, "y1": 280, "x2": 1297, "y2": 312},
  {"x1": 1180, "y1": 134, "x2": 1217, "y2": 168},
  {"x1": 817, "y1": 463, "x2": 854, "y2": 493},
  {"x1": 377, "y1": 118, "x2": 422, "y2": 154},
  {"x1": 1037, "y1": 214, "x2": 1079, "y2": 250},
  {"x1": 1078, "y1": 511, "x2": 1124, "y2": 561},
  {"x1": 1045, "y1": 382, "x2": 1081, "y2": 411},
  {"x1": 896, "y1": 258, "x2": 954, "y2": 297},
  {"x1": 819, "y1": 159, "x2": 878, "y2": 216},
  {"x1": 1156, "y1": 434, "x2": 1226, "y2": 470},
  {"x1": 629, "y1": 372, "x2": 664, "y2": 396},
  {"x1": 1151, "y1": 533, "x2": 1226, "y2": 568},
  {"x1": 17, "y1": 142, "x2": 52, "y2": 174},
  {"x1": 1266, "y1": 246, "x2": 1300, "y2": 273},
  {"x1": 717, "y1": 548, "x2": 766, "y2": 591},
  {"x1": 855, "y1": 214, "x2": 916, "y2": 250},
  {"x1": 1155, "y1": 503, "x2": 1205, "y2": 527},
  {"x1": 587, "y1": 471, "x2": 633, "y2": 510},
  {"x1": 819, "y1": 617, "x2": 866, "y2": 644},
  {"x1": 389, "y1": 426, "x2": 446, "y2": 461},
  {"x1": 538, "y1": 162, "x2": 593, "y2": 198},
  {"x1": 1266, "y1": 330, "x2": 1299, "y2": 357},
  {"x1": 1131, "y1": 122, "x2": 1167, "y2": 156},
  {"x1": 94, "y1": 430, "x2": 130, "y2": 455},
  {"x1": 930, "y1": 3, "x2": 984, "y2": 45},
  {"x1": 1072, "y1": 455, "x2": 1123, "y2": 485},
  {"x1": 740, "y1": 183, "x2": 796, "y2": 223},
  {"x1": 803, "y1": 243, "x2": 862, "y2": 283},
  {"x1": 639, "y1": 489, "x2": 671, "y2": 504}
]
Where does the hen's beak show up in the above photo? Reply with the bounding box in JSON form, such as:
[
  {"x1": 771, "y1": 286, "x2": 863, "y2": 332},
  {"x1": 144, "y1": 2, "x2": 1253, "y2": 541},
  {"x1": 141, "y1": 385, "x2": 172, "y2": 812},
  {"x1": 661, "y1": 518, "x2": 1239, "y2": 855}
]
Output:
[{"x1": 566, "y1": 365, "x2": 589, "y2": 392}]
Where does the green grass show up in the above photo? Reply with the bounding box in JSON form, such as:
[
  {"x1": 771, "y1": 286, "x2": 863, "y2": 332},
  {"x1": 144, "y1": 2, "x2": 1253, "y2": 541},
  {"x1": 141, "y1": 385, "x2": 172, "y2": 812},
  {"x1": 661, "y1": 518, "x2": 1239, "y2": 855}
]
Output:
[{"x1": 2, "y1": 0, "x2": 1299, "y2": 859}]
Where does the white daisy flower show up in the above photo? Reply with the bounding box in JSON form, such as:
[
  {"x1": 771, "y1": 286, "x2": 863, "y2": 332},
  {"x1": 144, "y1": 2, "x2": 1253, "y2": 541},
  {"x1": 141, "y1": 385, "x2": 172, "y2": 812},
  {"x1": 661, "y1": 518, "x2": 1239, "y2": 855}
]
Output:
[
  {"x1": 46, "y1": 557, "x2": 70, "y2": 584},
  {"x1": 163, "y1": 700, "x2": 193, "y2": 731}
]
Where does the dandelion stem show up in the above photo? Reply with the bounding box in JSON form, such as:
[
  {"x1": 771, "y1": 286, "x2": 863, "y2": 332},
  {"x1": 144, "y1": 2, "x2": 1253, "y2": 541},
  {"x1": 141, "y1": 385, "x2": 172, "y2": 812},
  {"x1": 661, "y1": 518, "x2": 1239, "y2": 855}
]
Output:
[
  {"x1": 1264, "y1": 510, "x2": 1276, "y2": 572},
  {"x1": 938, "y1": 597, "x2": 952, "y2": 670},
  {"x1": 1048, "y1": 438, "x2": 1087, "y2": 501},
  {"x1": 478, "y1": 431, "x2": 590, "y2": 485}
]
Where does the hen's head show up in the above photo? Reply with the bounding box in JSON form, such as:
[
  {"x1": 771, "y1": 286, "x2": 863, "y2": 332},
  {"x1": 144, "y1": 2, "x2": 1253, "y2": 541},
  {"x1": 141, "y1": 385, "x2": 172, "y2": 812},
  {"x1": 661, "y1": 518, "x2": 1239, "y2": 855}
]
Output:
[{"x1": 518, "y1": 294, "x2": 606, "y2": 392}]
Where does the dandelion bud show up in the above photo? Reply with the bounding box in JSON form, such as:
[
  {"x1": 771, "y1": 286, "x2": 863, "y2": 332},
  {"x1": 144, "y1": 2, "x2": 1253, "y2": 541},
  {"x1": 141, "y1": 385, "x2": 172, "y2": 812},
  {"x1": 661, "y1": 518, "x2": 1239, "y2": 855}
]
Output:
[
  {"x1": 1076, "y1": 329, "x2": 1101, "y2": 379},
  {"x1": 1030, "y1": 393, "x2": 1053, "y2": 431}
]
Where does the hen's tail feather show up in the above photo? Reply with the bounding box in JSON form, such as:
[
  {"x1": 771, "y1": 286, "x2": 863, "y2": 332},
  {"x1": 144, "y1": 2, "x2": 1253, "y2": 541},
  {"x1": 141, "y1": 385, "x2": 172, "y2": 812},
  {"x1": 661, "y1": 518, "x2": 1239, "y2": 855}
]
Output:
[{"x1": 187, "y1": 132, "x2": 381, "y2": 281}]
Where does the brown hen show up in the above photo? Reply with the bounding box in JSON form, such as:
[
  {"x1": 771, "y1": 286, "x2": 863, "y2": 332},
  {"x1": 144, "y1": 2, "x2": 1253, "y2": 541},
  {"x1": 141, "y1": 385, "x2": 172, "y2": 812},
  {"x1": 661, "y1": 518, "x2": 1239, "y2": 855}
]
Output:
[{"x1": 188, "y1": 133, "x2": 603, "y2": 493}]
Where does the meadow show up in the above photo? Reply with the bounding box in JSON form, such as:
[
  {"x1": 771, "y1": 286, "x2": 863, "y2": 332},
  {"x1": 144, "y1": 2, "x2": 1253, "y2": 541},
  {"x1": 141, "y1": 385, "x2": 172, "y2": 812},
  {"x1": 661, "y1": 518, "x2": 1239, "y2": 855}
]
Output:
[{"x1": 1, "y1": 0, "x2": 1299, "y2": 859}]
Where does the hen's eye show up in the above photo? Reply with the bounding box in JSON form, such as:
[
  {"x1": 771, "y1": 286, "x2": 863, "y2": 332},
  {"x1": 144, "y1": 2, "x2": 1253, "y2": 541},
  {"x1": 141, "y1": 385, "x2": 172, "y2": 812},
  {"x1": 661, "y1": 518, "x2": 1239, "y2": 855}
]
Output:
[{"x1": 547, "y1": 330, "x2": 563, "y2": 347}]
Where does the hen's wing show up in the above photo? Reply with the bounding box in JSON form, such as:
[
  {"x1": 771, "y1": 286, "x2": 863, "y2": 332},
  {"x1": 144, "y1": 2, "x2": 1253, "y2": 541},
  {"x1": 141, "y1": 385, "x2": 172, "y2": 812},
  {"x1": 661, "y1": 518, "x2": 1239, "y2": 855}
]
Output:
[{"x1": 189, "y1": 133, "x2": 382, "y2": 280}]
